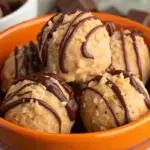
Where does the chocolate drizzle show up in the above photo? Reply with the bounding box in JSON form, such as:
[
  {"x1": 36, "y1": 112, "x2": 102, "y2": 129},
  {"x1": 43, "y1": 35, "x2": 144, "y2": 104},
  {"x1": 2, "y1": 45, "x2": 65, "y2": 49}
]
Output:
[
  {"x1": 120, "y1": 29, "x2": 130, "y2": 72},
  {"x1": 60, "y1": 16, "x2": 99, "y2": 73},
  {"x1": 39, "y1": 11, "x2": 105, "y2": 73},
  {"x1": 39, "y1": 14, "x2": 58, "y2": 46},
  {"x1": 30, "y1": 41, "x2": 41, "y2": 72},
  {"x1": 130, "y1": 30, "x2": 143, "y2": 81},
  {"x1": 82, "y1": 87, "x2": 120, "y2": 126},
  {"x1": 104, "y1": 22, "x2": 116, "y2": 36},
  {"x1": 4, "y1": 82, "x2": 37, "y2": 105},
  {"x1": 14, "y1": 47, "x2": 19, "y2": 79},
  {"x1": 81, "y1": 25, "x2": 104, "y2": 59},
  {"x1": 41, "y1": 14, "x2": 65, "y2": 66},
  {"x1": 109, "y1": 70, "x2": 150, "y2": 109},
  {"x1": 4, "y1": 73, "x2": 77, "y2": 121},
  {"x1": 23, "y1": 46, "x2": 29, "y2": 75},
  {"x1": 0, "y1": 98, "x2": 61, "y2": 133},
  {"x1": 93, "y1": 76, "x2": 130, "y2": 123},
  {"x1": 120, "y1": 29, "x2": 143, "y2": 81}
]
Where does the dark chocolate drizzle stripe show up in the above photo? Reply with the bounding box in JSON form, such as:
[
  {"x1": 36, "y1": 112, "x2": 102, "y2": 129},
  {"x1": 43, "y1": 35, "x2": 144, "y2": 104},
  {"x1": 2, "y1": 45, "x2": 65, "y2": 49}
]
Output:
[
  {"x1": 93, "y1": 76, "x2": 130, "y2": 123},
  {"x1": 82, "y1": 87, "x2": 120, "y2": 126},
  {"x1": 23, "y1": 46, "x2": 29, "y2": 75},
  {"x1": 41, "y1": 14, "x2": 65, "y2": 66},
  {"x1": 59, "y1": 11, "x2": 87, "y2": 58},
  {"x1": 120, "y1": 29, "x2": 130, "y2": 72},
  {"x1": 81, "y1": 25, "x2": 104, "y2": 59},
  {"x1": 30, "y1": 41, "x2": 41, "y2": 72},
  {"x1": 59, "y1": 16, "x2": 99, "y2": 73},
  {"x1": 17, "y1": 91, "x2": 32, "y2": 97},
  {"x1": 130, "y1": 31, "x2": 143, "y2": 81},
  {"x1": 50, "y1": 73, "x2": 74, "y2": 98},
  {"x1": 104, "y1": 22, "x2": 116, "y2": 36},
  {"x1": 14, "y1": 47, "x2": 19, "y2": 79},
  {"x1": 13, "y1": 74, "x2": 77, "y2": 121},
  {"x1": 39, "y1": 14, "x2": 58, "y2": 47},
  {"x1": 0, "y1": 98, "x2": 61, "y2": 133},
  {"x1": 4, "y1": 82, "x2": 37, "y2": 105},
  {"x1": 109, "y1": 70, "x2": 150, "y2": 109}
]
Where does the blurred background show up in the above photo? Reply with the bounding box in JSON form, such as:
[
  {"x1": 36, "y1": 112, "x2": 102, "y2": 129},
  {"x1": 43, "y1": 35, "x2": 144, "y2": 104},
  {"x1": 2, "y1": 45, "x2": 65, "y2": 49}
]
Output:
[{"x1": 0, "y1": 0, "x2": 150, "y2": 31}]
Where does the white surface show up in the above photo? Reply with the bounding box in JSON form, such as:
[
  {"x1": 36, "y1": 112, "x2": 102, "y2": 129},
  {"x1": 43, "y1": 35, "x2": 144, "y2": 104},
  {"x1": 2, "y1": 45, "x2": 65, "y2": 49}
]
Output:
[{"x1": 0, "y1": 0, "x2": 38, "y2": 31}]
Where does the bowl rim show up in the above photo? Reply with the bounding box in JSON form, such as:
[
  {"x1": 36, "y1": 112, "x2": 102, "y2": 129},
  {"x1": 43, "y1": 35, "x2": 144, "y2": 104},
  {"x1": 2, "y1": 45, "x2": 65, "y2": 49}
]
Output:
[
  {"x1": 0, "y1": 0, "x2": 35, "y2": 22},
  {"x1": 0, "y1": 13, "x2": 150, "y2": 140}
]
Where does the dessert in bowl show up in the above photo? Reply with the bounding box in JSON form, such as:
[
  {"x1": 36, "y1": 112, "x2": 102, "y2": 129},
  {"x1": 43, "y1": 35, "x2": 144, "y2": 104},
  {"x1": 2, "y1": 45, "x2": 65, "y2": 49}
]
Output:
[{"x1": 0, "y1": 11, "x2": 149, "y2": 150}]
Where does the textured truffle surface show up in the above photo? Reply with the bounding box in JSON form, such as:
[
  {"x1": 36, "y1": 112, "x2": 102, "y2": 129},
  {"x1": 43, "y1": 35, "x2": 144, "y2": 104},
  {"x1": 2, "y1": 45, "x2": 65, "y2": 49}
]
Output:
[
  {"x1": 39, "y1": 11, "x2": 111, "y2": 83},
  {"x1": 80, "y1": 71, "x2": 150, "y2": 132},
  {"x1": 1, "y1": 42, "x2": 41, "y2": 93},
  {"x1": 1, "y1": 74, "x2": 77, "y2": 134},
  {"x1": 110, "y1": 29, "x2": 150, "y2": 84}
]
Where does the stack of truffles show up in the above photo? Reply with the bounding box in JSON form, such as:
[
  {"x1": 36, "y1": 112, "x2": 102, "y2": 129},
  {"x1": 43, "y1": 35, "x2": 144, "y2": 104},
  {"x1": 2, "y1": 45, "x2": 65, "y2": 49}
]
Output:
[{"x1": 0, "y1": 11, "x2": 150, "y2": 134}]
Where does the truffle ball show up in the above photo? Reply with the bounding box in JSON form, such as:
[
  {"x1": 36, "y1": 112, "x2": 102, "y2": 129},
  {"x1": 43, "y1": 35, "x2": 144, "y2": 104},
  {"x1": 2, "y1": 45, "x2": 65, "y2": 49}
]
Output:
[
  {"x1": 110, "y1": 29, "x2": 150, "y2": 84},
  {"x1": 1, "y1": 42, "x2": 41, "y2": 93},
  {"x1": 0, "y1": 73, "x2": 77, "y2": 133},
  {"x1": 80, "y1": 70, "x2": 150, "y2": 132},
  {"x1": 39, "y1": 10, "x2": 111, "y2": 83}
]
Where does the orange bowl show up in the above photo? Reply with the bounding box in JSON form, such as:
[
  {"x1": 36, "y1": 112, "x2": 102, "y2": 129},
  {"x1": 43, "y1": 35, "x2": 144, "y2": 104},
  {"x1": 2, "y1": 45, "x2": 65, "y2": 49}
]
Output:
[{"x1": 0, "y1": 13, "x2": 150, "y2": 150}]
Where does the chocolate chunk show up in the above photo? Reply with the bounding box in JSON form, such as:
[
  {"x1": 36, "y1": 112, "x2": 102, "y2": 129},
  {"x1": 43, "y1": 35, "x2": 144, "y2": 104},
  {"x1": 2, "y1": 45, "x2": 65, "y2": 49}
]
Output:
[
  {"x1": 56, "y1": 0, "x2": 97, "y2": 12},
  {"x1": 0, "y1": 0, "x2": 11, "y2": 16},
  {"x1": 103, "y1": 7, "x2": 122, "y2": 16},
  {"x1": 128, "y1": 9, "x2": 150, "y2": 27}
]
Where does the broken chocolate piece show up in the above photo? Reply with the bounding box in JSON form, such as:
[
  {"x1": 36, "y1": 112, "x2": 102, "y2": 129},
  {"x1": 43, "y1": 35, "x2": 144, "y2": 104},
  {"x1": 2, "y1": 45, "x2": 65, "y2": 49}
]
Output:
[
  {"x1": 103, "y1": 7, "x2": 122, "y2": 16},
  {"x1": 128, "y1": 9, "x2": 150, "y2": 27},
  {"x1": 0, "y1": 0, "x2": 11, "y2": 16},
  {"x1": 143, "y1": 14, "x2": 150, "y2": 27},
  {"x1": 56, "y1": 0, "x2": 97, "y2": 12}
]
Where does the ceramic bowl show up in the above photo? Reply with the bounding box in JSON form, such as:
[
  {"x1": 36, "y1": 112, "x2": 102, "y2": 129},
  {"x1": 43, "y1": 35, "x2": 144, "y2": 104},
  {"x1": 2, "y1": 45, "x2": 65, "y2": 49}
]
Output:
[
  {"x1": 0, "y1": 13, "x2": 149, "y2": 150},
  {"x1": 0, "y1": 0, "x2": 38, "y2": 31}
]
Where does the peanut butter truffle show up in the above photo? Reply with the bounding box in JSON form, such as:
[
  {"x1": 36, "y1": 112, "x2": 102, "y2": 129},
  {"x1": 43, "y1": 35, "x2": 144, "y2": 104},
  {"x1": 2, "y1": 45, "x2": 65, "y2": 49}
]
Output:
[
  {"x1": 110, "y1": 29, "x2": 150, "y2": 84},
  {"x1": 1, "y1": 42, "x2": 41, "y2": 93},
  {"x1": 39, "y1": 10, "x2": 111, "y2": 83},
  {"x1": 0, "y1": 73, "x2": 77, "y2": 134},
  {"x1": 80, "y1": 70, "x2": 150, "y2": 132}
]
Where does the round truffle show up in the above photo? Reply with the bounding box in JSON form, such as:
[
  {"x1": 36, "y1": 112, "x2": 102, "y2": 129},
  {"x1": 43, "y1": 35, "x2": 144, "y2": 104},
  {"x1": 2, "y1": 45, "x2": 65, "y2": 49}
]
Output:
[
  {"x1": 80, "y1": 70, "x2": 150, "y2": 132},
  {"x1": 39, "y1": 10, "x2": 111, "y2": 83},
  {"x1": 0, "y1": 73, "x2": 77, "y2": 134},
  {"x1": 1, "y1": 42, "x2": 42, "y2": 93},
  {"x1": 110, "y1": 29, "x2": 150, "y2": 84}
]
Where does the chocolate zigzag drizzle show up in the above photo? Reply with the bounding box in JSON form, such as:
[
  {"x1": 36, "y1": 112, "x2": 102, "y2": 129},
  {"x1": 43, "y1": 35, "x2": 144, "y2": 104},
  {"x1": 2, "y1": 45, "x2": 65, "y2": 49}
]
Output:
[
  {"x1": 40, "y1": 11, "x2": 105, "y2": 73},
  {"x1": 93, "y1": 75, "x2": 130, "y2": 124},
  {"x1": 14, "y1": 47, "x2": 19, "y2": 79},
  {"x1": 14, "y1": 42, "x2": 41, "y2": 82},
  {"x1": 4, "y1": 82, "x2": 37, "y2": 105},
  {"x1": 120, "y1": 29, "x2": 130, "y2": 72},
  {"x1": 39, "y1": 14, "x2": 58, "y2": 47},
  {"x1": 30, "y1": 41, "x2": 41, "y2": 72},
  {"x1": 120, "y1": 29, "x2": 143, "y2": 81},
  {"x1": 104, "y1": 22, "x2": 116, "y2": 36},
  {"x1": 130, "y1": 30, "x2": 143, "y2": 81},
  {"x1": 82, "y1": 87, "x2": 120, "y2": 127},
  {"x1": 41, "y1": 14, "x2": 65, "y2": 66},
  {"x1": 2, "y1": 73, "x2": 77, "y2": 121},
  {"x1": 0, "y1": 98, "x2": 61, "y2": 133},
  {"x1": 109, "y1": 70, "x2": 150, "y2": 109},
  {"x1": 24, "y1": 46, "x2": 29, "y2": 75},
  {"x1": 0, "y1": 74, "x2": 77, "y2": 133},
  {"x1": 81, "y1": 25, "x2": 104, "y2": 59},
  {"x1": 59, "y1": 16, "x2": 99, "y2": 73}
]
